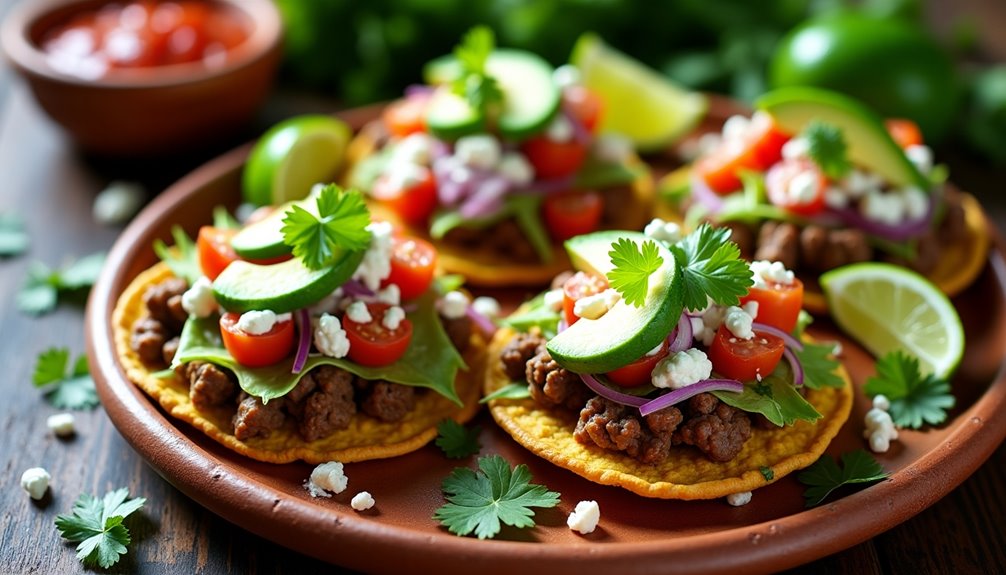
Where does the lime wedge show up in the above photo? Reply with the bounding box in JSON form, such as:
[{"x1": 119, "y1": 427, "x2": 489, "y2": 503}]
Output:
[
  {"x1": 571, "y1": 33, "x2": 708, "y2": 151},
  {"x1": 242, "y1": 115, "x2": 351, "y2": 206},
  {"x1": 820, "y1": 263, "x2": 964, "y2": 378}
]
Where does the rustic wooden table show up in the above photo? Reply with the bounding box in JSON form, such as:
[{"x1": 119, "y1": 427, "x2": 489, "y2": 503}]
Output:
[{"x1": 3, "y1": 8, "x2": 1006, "y2": 575}]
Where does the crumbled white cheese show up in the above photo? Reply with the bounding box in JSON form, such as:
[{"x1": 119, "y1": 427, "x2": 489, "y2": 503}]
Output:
[
  {"x1": 724, "y1": 305, "x2": 754, "y2": 340},
  {"x1": 353, "y1": 221, "x2": 394, "y2": 290},
  {"x1": 375, "y1": 284, "x2": 401, "y2": 306},
  {"x1": 824, "y1": 185, "x2": 849, "y2": 209},
  {"x1": 47, "y1": 413, "x2": 75, "y2": 437},
  {"x1": 781, "y1": 136, "x2": 809, "y2": 161},
  {"x1": 391, "y1": 132, "x2": 434, "y2": 166},
  {"x1": 573, "y1": 289, "x2": 621, "y2": 320},
  {"x1": 497, "y1": 152, "x2": 535, "y2": 186},
  {"x1": 593, "y1": 133, "x2": 634, "y2": 164},
  {"x1": 905, "y1": 144, "x2": 933, "y2": 175},
  {"x1": 842, "y1": 169, "x2": 883, "y2": 198},
  {"x1": 864, "y1": 394, "x2": 899, "y2": 453},
  {"x1": 382, "y1": 306, "x2": 406, "y2": 330},
  {"x1": 454, "y1": 134, "x2": 501, "y2": 171},
  {"x1": 383, "y1": 162, "x2": 428, "y2": 196},
  {"x1": 652, "y1": 348, "x2": 713, "y2": 389},
  {"x1": 546, "y1": 115, "x2": 574, "y2": 143},
  {"x1": 235, "y1": 202, "x2": 257, "y2": 223},
  {"x1": 306, "y1": 461, "x2": 348, "y2": 498},
  {"x1": 742, "y1": 300, "x2": 759, "y2": 321},
  {"x1": 21, "y1": 467, "x2": 50, "y2": 500},
  {"x1": 566, "y1": 500, "x2": 600, "y2": 534},
  {"x1": 726, "y1": 491, "x2": 753, "y2": 507},
  {"x1": 543, "y1": 289, "x2": 565, "y2": 312},
  {"x1": 786, "y1": 170, "x2": 821, "y2": 205},
  {"x1": 552, "y1": 64, "x2": 582, "y2": 88},
  {"x1": 345, "y1": 301, "x2": 373, "y2": 324},
  {"x1": 472, "y1": 296, "x2": 501, "y2": 319},
  {"x1": 181, "y1": 276, "x2": 217, "y2": 318},
  {"x1": 900, "y1": 186, "x2": 929, "y2": 221},
  {"x1": 351, "y1": 491, "x2": 375, "y2": 511},
  {"x1": 861, "y1": 190, "x2": 906, "y2": 226},
  {"x1": 691, "y1": 305, "x2": 727, "y2": 346},
  {"x1": 314, "y1": 314, "x2": 350, "y2": 358},
  {"x1": 694, "y1": 132, "x2": 723, "y2": 159},
  {"x1": 643, "y1": 218, "x2": 682, "y2": 245},
  {"x1": 93, "y1": 181, "x2": 145, "y2": 225},
  {"x1": 750, "y1": 260, "x2": 795, "y2": 288},
  {"x1": 721, "y1": 114, "x2": 750, "y2": 142},
  {"x1": 236, "y1": 310, "x2": 290, "y2": 335},
  {"x1": 439, "y1": 290, "x2": 470, "y2": 320}
]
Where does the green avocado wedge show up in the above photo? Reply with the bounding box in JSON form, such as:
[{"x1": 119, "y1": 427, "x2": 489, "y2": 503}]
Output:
[
  {"x1": 212, "y1": 249, "x2": 365, "y2": 314},
  {"x1": 757, "y1": 87, "x2": 929, "y2": 190},
  {"x1": 547, "y1": 231, "x2": 682, "y2": 374}
]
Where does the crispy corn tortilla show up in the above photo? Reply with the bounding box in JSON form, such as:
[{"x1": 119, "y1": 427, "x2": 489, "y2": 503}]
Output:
[
  {"x1": 483, "y1": 327, "x2": 853, "y2": 500},
  {"x1": 112, "y1": 263, "x2": 484, "y2": 464}
]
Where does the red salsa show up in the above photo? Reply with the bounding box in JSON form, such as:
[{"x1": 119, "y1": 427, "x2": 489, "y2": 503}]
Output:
[{"x1": 41, "y1": 1, "x2": 250, "y2": 79}]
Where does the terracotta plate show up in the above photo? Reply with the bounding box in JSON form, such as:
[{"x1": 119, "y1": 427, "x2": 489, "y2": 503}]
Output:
[{"x1": 85, "y1": 100, "x2": 1006, "y2": 575}]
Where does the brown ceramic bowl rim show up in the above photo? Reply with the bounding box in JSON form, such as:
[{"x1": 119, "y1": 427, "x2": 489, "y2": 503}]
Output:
[{"x1": 0, "y1": 0, "x2": 282, "y2": 88}]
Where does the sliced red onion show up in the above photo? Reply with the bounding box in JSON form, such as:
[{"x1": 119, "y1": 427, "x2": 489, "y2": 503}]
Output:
[
  {"x1": 751, "y1": 322, "x2": 803, "y2": 350},
  {"x1": 459, "y1": 176, "x2": 510, "y2": 218},
  {"x1": 563, "y1": 107, "x2": 592, "y2": 146},
  {"x1": 523, "y1": 175, "x2": 575, "y2": 196},
  {"x1": 557, "y1": 318, "x2": 569, "y2": 333},
  {"x1": 690, "y1": 172, "x2": 725, "y2": 214},
  {"x1": 291, "y1": 309, "x2": 312, "y2": 374},
  {"x1": 404, "y1": 84, "x2": 435, "y2": 98},
  {"x1": 580, "y1": 373, "x2": 646, "y2": 408},
  {"x1": 667, "y1": 312, "x2": 693, "y2": 352},
  {"x1": 341, "y1": 280, "x2": 375, "y2": 298},
  {"x1": 828, "y1": 201, "x2": 932, "y2": 241},
  {"x1": 783, "y1": 346, "x2": 804, "y2": 387},
  {"x1": 638, "y1": 379, "x2": 744, "y2": 417},
  {"x1": 466, "y1": 305, "x2": 497, "y2": 337}
]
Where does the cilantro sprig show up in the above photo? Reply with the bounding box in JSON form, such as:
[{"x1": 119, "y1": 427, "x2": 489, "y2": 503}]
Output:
[
  {"x1": 0, "y1": 213, "x2": 29, "y2": 256},
  {"x1": 864, "y1": 351, "x2": 955, "y2": 429},
  {"x1": 33, "y1": 348, "x2": 99, "y2": 410},
  {"x1": 803, "y1": 120, "x2": 851, "y2": 179},
  {"x1": 606, "y1": 238, "x2": 664, "y2": 307},
  {"x1": 17, "y1": 252, "x2": 106, "y2": 315},
  {"x1": 798, "y1": 449, "x2": 889, "y2": 507},
  {"x1": 670, "y1": 224, "x2": 753, "y2": 311},
  {"x1": 434, "y1": 455, "x2": 560, "y2": 539},
  {"x1": 55, "y1": 488, "x2": 146, "y2": 568},
  {"x1": 281, "y1": 185, "x2": 372, "y2": 269},
  {"x1": 451, "y1": 26, "x2": 504, "y2": 114},
  {"x1": 435, "y1": 420, "x2": 481, "y2": 459},
  {"x1": 794, "y1": 341, "x2": 845, "y2": 390}
]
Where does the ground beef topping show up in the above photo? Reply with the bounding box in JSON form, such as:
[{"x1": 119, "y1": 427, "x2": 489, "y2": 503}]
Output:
[
  {"x1": 296, "y1": 366, "x2": 356, "y2": 442},
  {"x1": 142, "y1": 277, "x2": 188, "y2": 332},
  {"x1": 233, "y1": 392, "x2": 286, "y2": 441},
  {"x1": 131, "y1": 317, "x2": 169, "y2": 365},
  {"x1": 500, "y1": 332, "x2": 547, "y2": 381},
  {"x1": 525, "y1": 346, "x2": 592, "y2": 412},
  {"x1": 441, "y1": 315, "x2": 472, "y2": 353},
  {"x1": 356, "y1": 379, "x2": 416, "y2": 422},
  {"x1": 183, "y1": 361, "x2": 237, "y2": 413},
  {"x1": 574, "y1": 396, "x2": 684, "y2": 464},
  {"x1": 673, "y1": 393, "x2": 752, "y2": 462}
]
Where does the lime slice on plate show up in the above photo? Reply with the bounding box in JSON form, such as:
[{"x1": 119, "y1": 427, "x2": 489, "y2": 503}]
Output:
[
  {"x1": 242, "y1": 115, "x2": 351, "y2": 206},
  {"x1": 571, "y1": 33, "x2": 708, "y2": 152},
  {"x1": 820, "y1": 262, "x2": 965, "y2": 378}
]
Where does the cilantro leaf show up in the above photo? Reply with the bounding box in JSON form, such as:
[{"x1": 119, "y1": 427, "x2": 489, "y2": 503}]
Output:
[
  {"x1": 59, "y1": 252, "x2": 106, "y2": 289},
  {"x1": 670, "y1": 224, "x2": 753, "y2": 311},
  {"x1": 281, "y1": 185, "x2": 372, "y2": 270},
  {"x1": 864, "y1": 351, "x2": 955, "y2": 429},
  {"x1": 798, "y1": 449, "x2": 888, "y2": 507},
  {"x1": 55, "y1": 488, "x2": 146, "y2": 569},
  {"x1": 434, "y1": 455, "x2": 560, "y2": 539},
  {"x1": 759, "y1": 466, "x2": 774, "y2": 481},
  {"x1": 606, "y1": 238, "x2": 664, "y2": 307},
  {"x1": 435, "y1": 420, "x2": 481, "y2": 459},
  {"x1": 795, "y1": 341, "x2": 846, "y2": 390},
  {"x1": 480, "y1": 382, "x2": 532, "y2": 403},
  {"x1": 17, "y1": 253, "x2": 106, "y2": 315},
  {"x1": 452, "y1": 26, "x2": 503, "y2": 114},
  {"x1": 0, "y1": 213, "x2": 29, "y2": 256},
  {"x1": 803, "y1": 121, "x2": 851, "y2": 179},
  {"x1": 32, "y1": 348, "x2": 99, "y2": 410},
  {"x1": 153, "y1": 226, "x2": 201, "y2": 284}
]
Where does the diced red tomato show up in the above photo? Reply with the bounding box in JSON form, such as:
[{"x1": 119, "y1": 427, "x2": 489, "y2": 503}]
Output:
[
  {"x1": 605, "y1": 340, "x2": 668, "y2": 387},
  {"x1": 197, "y1": 226, "x2": 238, "y2": 280},
  {"x1": 542, "y1": 190, "x2": 604, "y2": 241},
  {"x1": 370, "y1": 166, "x2": 438, "y2": 225},
  {"x1": 521, "y1": 136, "x2": 587, "y2": 180},
  {"x1": 343, "y1": 303, "x2": 413, "y2": 367},
  {"x1": 885, "y1": 118, "x2": 924, "y2": 149},
  {"x1": 219, "y1": 312, "x2": 295, "y2": 368},
  {"x1": 707, "y1": 326, "x2": 785, "y2": 382},
  {"x1": 382, "y1": 95, "x2": 431, "y2": 138},
  {"x1": 561, "y1": 271, "x2": 609, "y2": 327},
  {"x1": 562, "y1": 85, "x2": 604, "y2": 133},
  {"x1": 382, "y1": 236, "x2": 438, "y2": 300},
  {"x1": 693, "y1": 114, "x2": 791, "y2": 194},
  {"x1": 764, "y1": 159, "x2": 827, "y2": 216},
  {"x1": 740, "y1": 278, "x2": 804, "y2": 334}
]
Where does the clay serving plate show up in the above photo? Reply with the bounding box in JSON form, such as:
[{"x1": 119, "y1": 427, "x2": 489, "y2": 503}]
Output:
[{"x1": 85, "y1": 100, "x2": 1006, "y2": 575}]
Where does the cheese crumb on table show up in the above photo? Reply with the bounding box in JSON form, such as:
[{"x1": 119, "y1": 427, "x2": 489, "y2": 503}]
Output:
[
  {"x1": 726, "y1": 491, "x2": 752, "y2": 507},
  {"x1": 306, "y1": 461, "x2": 348, "y2": 498},
  {"x1": 351, "y1": 491, "x2": 375, "y2": 511},
  {"x1": 566, "y1": 500, "x2": 600, "y2": 534},
  {"x1": 21, "y1": 467, "x2": 50, "y2": 500},
  {"x1": 864, "y1": 394, "x2": 899, "y2": 453},
  {"x1": 92, "y1": 180, "x2": 144, "y2": 225},
  {"x1": 46, "y1": 413, "x2": 75, "y2": 437}
]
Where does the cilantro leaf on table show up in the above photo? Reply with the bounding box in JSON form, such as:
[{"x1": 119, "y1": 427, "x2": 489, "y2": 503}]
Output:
[
  {"x1": 804, "y1": 121, "x2": 851, "y2": 180},
  {"x1": 0, "y1": 213, "x2": 29, "y2": 256},
  {"x1": 17, "y1": 253, "x2": 106, "y2": 315},
  {"x1": 452, "y1": 26, "x2": 503, "y2": 114},
  {"x1": 434, "y1": 455, "x2": 560, "y2": 539},
  {"x1": 281, "y1": 185, "x2": 371, "y2": 269},
  {"x1": 670, "y1": 224, "x2": 753, "y2": 311},
  {"x1": 864, "y1": 351, "x2": 955, "y2": 429},
  {"x1": 435, "y1": 420, "x2": 481, "y2": 459},
  {"x1": 607, "y1": 238, "x2": 664, "y2": 307},
  {"x1": 798, "y1": 449, "x2": 888, "y2": 507},
  {"x1": 794, "y1": 341, "x2": 845, "y2": 390},
  {"x1": 55, "y1": 488, "x2": 146, "y2": 569},
  {"x1": 33, "y1": 348, "x2": 99, "y2": 410}
]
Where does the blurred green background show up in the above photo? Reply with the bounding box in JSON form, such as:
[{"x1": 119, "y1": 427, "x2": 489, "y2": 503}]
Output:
[{"x1": 275, "y1": 0, "x2": 1006, "y2": 163}]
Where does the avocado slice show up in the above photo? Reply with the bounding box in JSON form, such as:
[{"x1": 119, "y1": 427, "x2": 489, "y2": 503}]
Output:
[
  {"x1": 229, "y1": 200, "x2": 299, "y2": 260},
  {"x1": 757, "y1": 87, "x2": 929, "y2": 190},
  {"x1": 212, "y1": 249, "x2": 365, "y2": 314},
  {"x1": 547, "y1": 231, "x2": 683, "y2": 374}
]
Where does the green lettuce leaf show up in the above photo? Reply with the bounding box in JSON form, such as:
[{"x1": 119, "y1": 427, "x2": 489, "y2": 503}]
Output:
[
  {"x1": 571, "y1": 155, "x2": 641, "y2": 189},
  {"x1": 712, "y1": 361, "x2": 821, "y2": 427},
  {"x1": 500, "y1": 291, "x2": 560, "y2": 338}
]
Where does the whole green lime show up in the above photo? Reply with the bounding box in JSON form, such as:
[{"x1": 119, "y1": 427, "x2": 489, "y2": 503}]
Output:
[{"x1": 769, "y1": 13, "x2": 960, "y2": 143}]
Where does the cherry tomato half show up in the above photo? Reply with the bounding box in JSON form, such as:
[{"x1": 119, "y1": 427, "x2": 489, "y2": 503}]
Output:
[
  {"x1": 197, "y1": 226, "x2": 238, "y2": 280},
  {"x1": 740, "y1": 278, "x2": 804, "y2": 333},
  {"x1": 694, "y1": 114, "x2": 791, "y2": 194},
  {"x1": 562, "y1": 85, "x2": 604, "y2": 133},
  {"x1": 543, "y1": 190, "x2": 604, "y2": 242},
  {"x1": 707, "y1": 326, "x2": 785, "y2": 382},
  {"x1": 605, "y1": 340, "x2": 669, "y2": 387},
  {"x1": 561, "y1": 271, "x2": 609, "y2": 327},
  {"x1": 521, "y1": 136, "x2": 588, "y2": 180},
  {"x1": 382, "y1": 236, "x2": 438, "y2": 301},
  {"x1": 382, "y1": 94, "x2": 431, "y2": 138},
  {"x1": 885, "y1": 118, "x2": 924, "y2": 149},
  {"x1": 765, "y1": 159, "x2": 827, "y2": 216},
  {"x1": 343, "y1": 303, "x2": 413, "y2": 367},
  {"x1": 219, "y1": 312, "x2": 295, "y2": 368},
  {"x1": 370, "y1": 165, "x2": 438, "y2": 226}
]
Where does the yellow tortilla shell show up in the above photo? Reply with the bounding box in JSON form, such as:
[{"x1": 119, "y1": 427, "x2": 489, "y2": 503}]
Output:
[
  {"x1": 113, "y1": 263, "x2": 484, "y2": 464},
  {"x1": 483, "y1": 326, "x2": 853, "y2": 499}
]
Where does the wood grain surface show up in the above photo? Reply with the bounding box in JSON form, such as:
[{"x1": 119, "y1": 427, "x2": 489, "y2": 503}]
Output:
[{"x1": 3, "y1": 2, "x2": 1006, "y2": 573}]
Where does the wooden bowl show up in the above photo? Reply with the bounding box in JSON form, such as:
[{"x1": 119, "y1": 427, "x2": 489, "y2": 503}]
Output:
[{"x1": 0, "y1": 0, "x2": 282, "y2": 156}]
